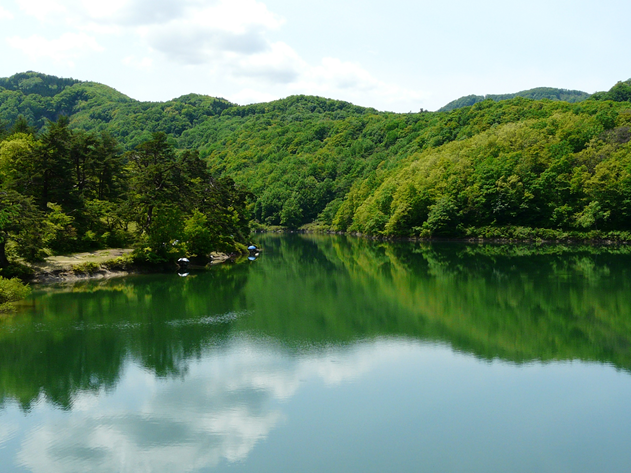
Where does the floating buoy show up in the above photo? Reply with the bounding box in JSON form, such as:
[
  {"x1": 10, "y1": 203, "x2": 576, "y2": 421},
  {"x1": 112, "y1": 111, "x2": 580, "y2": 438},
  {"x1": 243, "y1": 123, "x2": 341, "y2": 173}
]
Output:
[{"x1": 177, "y1": 258, "x2": 190, "y2": 272}]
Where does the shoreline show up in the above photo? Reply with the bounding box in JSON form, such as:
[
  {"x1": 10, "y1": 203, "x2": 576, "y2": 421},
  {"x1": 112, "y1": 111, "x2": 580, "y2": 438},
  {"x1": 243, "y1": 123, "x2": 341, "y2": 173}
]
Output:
[
  {"x1": 255, "y1": 228, "x2": 631, "y2": 246},
  {"x1": 21, "y1": 230, "x2": 631, "y2": 285},
  {"x1": 25, "y1": 250, "x2": 240, "y2": 285},
  {"x1": 31, "y1": 268, "x2": 136, "y2": 284}
]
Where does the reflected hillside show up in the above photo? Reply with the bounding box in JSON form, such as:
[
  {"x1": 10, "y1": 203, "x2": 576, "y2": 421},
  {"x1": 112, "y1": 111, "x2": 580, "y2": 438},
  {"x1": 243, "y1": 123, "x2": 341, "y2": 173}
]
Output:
[
  {"x1": 2, "y1": 235, "x2": 631, "y2": 411},
  {"x1": 243, "y1": 235, "x2": 631, "y2": 367},
  {"x1": 0, "y1": 265, "x2": 251, "y2": 410}
]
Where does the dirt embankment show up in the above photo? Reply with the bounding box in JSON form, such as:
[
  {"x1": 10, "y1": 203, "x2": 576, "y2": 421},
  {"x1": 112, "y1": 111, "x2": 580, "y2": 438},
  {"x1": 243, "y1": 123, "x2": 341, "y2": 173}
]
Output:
[
  {"x1": 28, "y1": 249, "x2": 239, "y2": 283},
  {"x1": 29, "y1": 249, "x2": 135, "y2": 283}
]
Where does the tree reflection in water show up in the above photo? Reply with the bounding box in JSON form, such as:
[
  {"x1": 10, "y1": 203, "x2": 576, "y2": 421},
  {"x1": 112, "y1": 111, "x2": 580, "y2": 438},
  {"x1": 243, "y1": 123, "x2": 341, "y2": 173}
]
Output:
[{"x1": 1, "y1": 235, "x2": 631, "y2": 472}]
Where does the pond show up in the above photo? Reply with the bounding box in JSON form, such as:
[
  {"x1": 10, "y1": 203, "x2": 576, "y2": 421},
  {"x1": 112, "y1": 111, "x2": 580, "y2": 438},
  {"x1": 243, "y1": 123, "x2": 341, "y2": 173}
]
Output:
[{"x1": 1, "y1": 234, "x2": 631, "y2": 472}]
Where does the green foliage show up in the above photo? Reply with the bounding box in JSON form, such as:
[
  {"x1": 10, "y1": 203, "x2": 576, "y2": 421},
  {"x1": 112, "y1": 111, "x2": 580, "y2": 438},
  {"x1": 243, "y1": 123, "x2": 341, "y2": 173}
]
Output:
[
  {"x1": 0, "y1": 189, "x2": 45, "y2": 264},
  {"x1": 439, "y1": 87, "x2": 592, "y2": 112},
  {"x1": 0, "y1": 71, "x2": 80, "y2": 97},
  {"x1": 122, "y1": 132, "x2": 251, "y2": 260},
  {"x1": 183, "y1": 210, "x2": 213, "y2": 257},
  {"x1": 0, "y1": 117, "x2": 250, "y2": 267},
  {"x1": 125, "y1": 132, "x2": 184, "y2": 238},
  {"x1": 71, "y1": 262, "x2": 100, "y2": 274},
  {"x1": 101, "y1": 254, "x2": 135, "y2": 271},
  {"x1": 461, "y1": 225, "x2": 631, "y2": 242},
  {"x1": 2, "y1": 72, "x2": 631, "y2": 242},
  {"x1": 344, "y1": 102, "x2": 631, "y2": 237},
  {"x1": 45, "y1": 202, "x2": 77, "y2": 253},
  {"x1": 0, "y1": 119, "x2": 130, "y2": 261},
  {"x1": 574, "y1": 201, "x2": 609, "y2": 229},
  {"x1": 421, "y1": 196, "x2": 459, "y2": 236},
  {"x1": 82, "y1": 199, "x2": 130, "y2": 248},
  {"x1": 0, "y1": 72, "x2": 233, "y2": 148},
  {"x1": 0, "y1": 276, "x2": 30, "y2": 309},
  {"x1": 183, "y1": 94, "x2": 630, "y2": 235},
  {"x1": 592, "y1": 79, "x2": 631, "y2": 103}
]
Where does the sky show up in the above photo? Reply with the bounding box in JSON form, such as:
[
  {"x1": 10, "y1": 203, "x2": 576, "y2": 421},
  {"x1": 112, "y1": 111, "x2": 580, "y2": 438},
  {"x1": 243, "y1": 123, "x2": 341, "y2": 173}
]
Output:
[{"x1": 0, "y1": 0, "x2": 630, "y2": 112}]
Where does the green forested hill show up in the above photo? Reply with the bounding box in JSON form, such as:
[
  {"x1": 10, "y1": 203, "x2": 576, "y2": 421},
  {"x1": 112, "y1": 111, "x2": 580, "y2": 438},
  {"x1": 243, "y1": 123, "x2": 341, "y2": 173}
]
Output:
[
  {"x1": 0, "y1": 71, "x2": 81, "y2": 96},
  {"x1": 438, "y1": 79, "x2": 631, "y2": 113},
  {"x1": 188, "y1": 96, "x2": 631, "y2": 235},
  {"x1": 0, "y1": 71, "x2": 234, "y2": 149},
  {"x1": 341, "y1": 100, "x2": 631, "y2": 237},
  {"x1": 0, "y1": 71, "x2": 133, "y2": 130},
  {"x1": 592, "y1": 79, "x2": 631, "y2": 102},
  {"x1": 2, "y1": 71, "x2": 631, "y2": 240},
  {"x1": 438, "y1": 87, "x2": 591, "y2": 112}
]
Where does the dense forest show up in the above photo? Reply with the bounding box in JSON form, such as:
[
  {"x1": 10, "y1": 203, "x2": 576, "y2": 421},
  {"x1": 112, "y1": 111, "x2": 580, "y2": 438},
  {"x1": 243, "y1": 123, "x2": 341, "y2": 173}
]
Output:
[
  {"x1": 2, "y1": 72, "x2": 631, "y2": 259},
  {"x1": 0, "y1": 113, "x2": 251, "y2": 276},
  {"x1": 438, "y1": 87, "x2": 592, "y2": 112}
]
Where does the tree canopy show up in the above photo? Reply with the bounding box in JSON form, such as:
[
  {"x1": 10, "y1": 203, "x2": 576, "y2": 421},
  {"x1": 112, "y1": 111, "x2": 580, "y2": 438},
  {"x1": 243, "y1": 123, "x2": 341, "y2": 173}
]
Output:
[
  {"x1": 0, "y1": 117, "x2": 251, "y2": 271},
  {"x1": 438, "y1": 87, "x2": 592, "y2": 112},
  {"x1": 1, "y1": 72, "x2": 631, "y2": 242}
]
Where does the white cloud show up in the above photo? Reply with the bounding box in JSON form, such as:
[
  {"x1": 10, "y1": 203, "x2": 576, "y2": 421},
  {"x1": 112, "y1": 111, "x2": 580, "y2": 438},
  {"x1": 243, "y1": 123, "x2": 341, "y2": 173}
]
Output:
[
  {"x1": 228, "y1": 41, "x2": 303, "y2": 83},
  {"x1": 15, "y1": 0, "x2": 66, "y2": 22},
  {"x1": 0, "y1": 6, "x2": 14, "y2": 20},
  {"x1": 139, "y1": 1, "x2": 284, "y2": 65},
  {"x1": 10, "y1": 0, "x2": 426, "y2": 111},
  {"x1": 17, "y1": 0, "x2": 283, "y2": 34},
  {"x1": 309, "y1": 57, "x2": 380, "y2": 91},
  {"x1": 122, "y1": 55, "x2": 153, "y2": 71},
  {"x1": 6, "y1": 32, "x2": 104, "y2": 65},
  {"x1": 226, "y1": 50, "x2": 425, "y2": 110},
  {"x1": 230, "y1": 55, "x2": 427, "y2": 110},
  {"x1": 16, "y1": 0, "x2": 181, "y2": 26},
  {"x1": 0, "y1": 423, "x2": 18, "y2": 446},
  {"x1": 79, "y1": 0, "x2": 188, "y2": 26},
  {"x1": 14, "y1": 338, "x2": 406, "y2": 473},
  {"x1": 229, "y1": 88, "x2": 277, "y2": 105},
  {"x1": 268, "y1": 57, "x2": 427, "y2": 111}
]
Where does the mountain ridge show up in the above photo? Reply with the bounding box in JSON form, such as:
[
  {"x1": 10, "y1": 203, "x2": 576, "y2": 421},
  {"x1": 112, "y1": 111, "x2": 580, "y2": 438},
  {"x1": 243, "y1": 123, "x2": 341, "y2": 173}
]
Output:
[{"x1": 438, "y1": 86, "x2": 592, "y2": 112}]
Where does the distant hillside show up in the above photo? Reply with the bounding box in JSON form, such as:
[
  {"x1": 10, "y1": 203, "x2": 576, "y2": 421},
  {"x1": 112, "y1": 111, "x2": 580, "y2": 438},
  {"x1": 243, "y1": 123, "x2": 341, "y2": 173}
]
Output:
[
  {"x1": 0, "y1": 71, "x2": 81, "y2": 97},
  {"x1": 0, "y1": 71, "x2": 234, "y2": 148},
  {"x1": 438, "y1": 87, "x2": 591, "y2": 112},
  {"x1": 0, "y1": 71, "x2": 134, "y2": 132},
  {"x1": 592, "y1": 79, "x2": 631, "y2": 103},
  {"x1": 1, "y1": 71, "x2": 631, "y2": 237}
]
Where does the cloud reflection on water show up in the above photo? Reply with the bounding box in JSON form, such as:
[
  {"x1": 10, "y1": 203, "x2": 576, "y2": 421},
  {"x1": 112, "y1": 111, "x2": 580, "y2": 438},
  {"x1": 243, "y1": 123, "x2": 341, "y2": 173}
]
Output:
[
  {"x1": 15, "y1": 337, "x2": 405, "y2": 473},
  {"x1": 0, "y1": 423, "x2": 18, "y2": 448}
]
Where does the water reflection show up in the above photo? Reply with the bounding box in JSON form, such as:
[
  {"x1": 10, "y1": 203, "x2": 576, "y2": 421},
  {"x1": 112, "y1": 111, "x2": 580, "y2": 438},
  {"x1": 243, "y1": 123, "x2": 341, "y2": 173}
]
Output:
[
  {"x1": 1, "y1": 235, "x2": 631, "y2": 472},
  {"x1": 5, "y1": 337, "x2": 631, "y2": 473},
  {"x1": 12, "y1": 338, "x2": 400, "y2": 473},
  {"x1": 246, "y1": 235, "x2": 631, "y2": 367},
  {"x1": 3, "y1": 236, "x2": 631, "y2": 409}
]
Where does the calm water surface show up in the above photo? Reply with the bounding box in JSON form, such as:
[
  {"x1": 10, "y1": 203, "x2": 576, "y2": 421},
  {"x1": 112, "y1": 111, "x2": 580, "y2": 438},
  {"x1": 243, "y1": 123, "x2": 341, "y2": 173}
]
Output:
[{"x1": 1, "y1": 235, "x2": 631, "y2": 472}]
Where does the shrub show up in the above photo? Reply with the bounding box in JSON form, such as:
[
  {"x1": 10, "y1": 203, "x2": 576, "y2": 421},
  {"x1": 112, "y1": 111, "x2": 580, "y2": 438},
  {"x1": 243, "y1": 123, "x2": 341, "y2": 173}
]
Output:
[
  {"x1": 72, "y1": 262, "x2": 101, "y2": 274},
  {"x1": 0, "y1": 276, "x2": 30, "y2": 309},
  {"x1": 102, "y1": 254, "x2": 135, "y2": 271}
]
